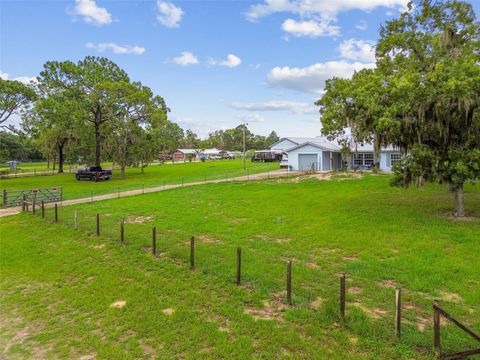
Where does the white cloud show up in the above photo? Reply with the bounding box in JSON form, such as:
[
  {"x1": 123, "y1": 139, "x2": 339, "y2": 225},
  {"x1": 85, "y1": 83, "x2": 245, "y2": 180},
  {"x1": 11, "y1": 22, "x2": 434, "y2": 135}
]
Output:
[
  {"x1": 246, "y1": 0, "x2": 408, "y2": 21},
  {"x1": 266, "y1": 60, "x2": 375, "y2": 93},
  {"x1": 0, "y1": 71, "x2": 36, "y2": 84},
  {"x1": 72, "y1": 0, "x2": 112, "y2": 25},
  {"x1": 356, "y1": 20, "x2": 368, "y2": 30},
  {"x1": 246, "y1": 0, "x2": 408, "y2": 37},
  {"x1": 171, "y1": 51, "x2": 198, "y2": 66},
  {"x1": 237, "y1": 114, "x2": 265, "y2": 123},
  {"x1": 231, "y1": 100, "x2": 316, "y2": 114},
  {"x1": 209, "y1": 54, "x2": 242, "y2": 68},
  {"x1": 156, "y1": 1, "x2": 184, "y2": 28},
  {"x1": 338, "y1": 39, "x2": 376, "y2": 62},
  {"x1": 282, "y1": 18, "x2": 340, "y2": 38},
  {"x1": 86, "y1": 42, "x2": 146, "y2": 55}
]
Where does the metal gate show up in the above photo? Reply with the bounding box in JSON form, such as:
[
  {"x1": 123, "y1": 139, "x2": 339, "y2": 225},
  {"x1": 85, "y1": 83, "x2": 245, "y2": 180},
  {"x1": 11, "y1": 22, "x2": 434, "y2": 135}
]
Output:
[{"x1": 2, "y1": 187, "x2": 63, "y2": 207}]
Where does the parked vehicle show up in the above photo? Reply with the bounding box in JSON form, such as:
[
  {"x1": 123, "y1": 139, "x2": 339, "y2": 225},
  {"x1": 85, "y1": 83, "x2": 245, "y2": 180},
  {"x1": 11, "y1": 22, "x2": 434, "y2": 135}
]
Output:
[
  {"x1": 280, "y1": 155, "x2": 289, "y2": 168},
  {"x1": 251, "y1": 150, "x2": 283, "y2": 162},
  {"x1": 75, "y1": 166, "x2": 112, "y2": 181}
]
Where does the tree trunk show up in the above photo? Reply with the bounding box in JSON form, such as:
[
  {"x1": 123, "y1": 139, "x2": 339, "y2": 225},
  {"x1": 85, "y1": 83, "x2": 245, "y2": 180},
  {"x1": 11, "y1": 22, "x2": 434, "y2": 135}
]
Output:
[
  {"x1": 57, "y1": 145, "x2": 64, "y2": 173},
  {"x1": 120, "y1": 161, "x2": 126, "y2": 179},
  {"x1": 53, "y1": 157, "x2": 56, "y2": 171},
  {"x1": 93, "y1": 108, "x2": 102, "y2": 167},
  {"x1": 454, "y1": 184, "x2": 465, "y2": 217},
  {"x1": 47, "y1": 156, "x2": 50, "y2": 169}
]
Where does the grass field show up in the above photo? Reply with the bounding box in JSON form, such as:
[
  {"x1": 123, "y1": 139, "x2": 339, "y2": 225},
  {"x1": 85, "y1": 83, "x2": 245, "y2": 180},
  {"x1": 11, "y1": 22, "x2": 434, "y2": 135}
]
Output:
[
  {"x1": 0, "y1": 159, "x2": 279, "y2": 201},
  {"x1": 1, "y1": 174, "x2": 479, "y2": 359}
]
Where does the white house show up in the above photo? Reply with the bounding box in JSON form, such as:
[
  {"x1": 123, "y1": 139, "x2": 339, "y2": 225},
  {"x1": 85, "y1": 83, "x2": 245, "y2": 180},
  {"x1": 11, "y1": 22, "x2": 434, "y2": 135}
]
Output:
[{"x1": 270, "y1": 136, "x2": 403, "y2": 172}]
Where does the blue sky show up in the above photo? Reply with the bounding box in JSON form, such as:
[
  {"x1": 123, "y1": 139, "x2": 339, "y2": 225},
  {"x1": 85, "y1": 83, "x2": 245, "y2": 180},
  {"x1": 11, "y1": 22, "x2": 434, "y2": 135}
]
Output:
[{"x1": 1, "y1": 0, "x2": 478, "y2": 138}]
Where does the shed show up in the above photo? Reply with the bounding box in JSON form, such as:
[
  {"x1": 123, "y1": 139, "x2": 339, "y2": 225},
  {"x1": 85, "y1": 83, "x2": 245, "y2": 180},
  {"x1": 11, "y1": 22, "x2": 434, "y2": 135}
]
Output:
[{"x1": 172, "y1": 149, "x2": 198, "y2": 161}]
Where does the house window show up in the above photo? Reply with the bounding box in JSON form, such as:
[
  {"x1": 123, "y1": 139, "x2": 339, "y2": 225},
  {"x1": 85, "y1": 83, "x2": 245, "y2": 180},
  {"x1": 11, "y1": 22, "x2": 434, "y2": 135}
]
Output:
[
  {"x1": 353, "y1": 153, "x2": 364, "y2": 166},
  {"x1": 363, "y1": 153, "x2": 374, "y2": 165},
  {"x1": 390, "y1": 153, "x2": 402, "y2": 166},
  {"x1": 353, "y1": 153, "x2": 373, "y2": 166}
]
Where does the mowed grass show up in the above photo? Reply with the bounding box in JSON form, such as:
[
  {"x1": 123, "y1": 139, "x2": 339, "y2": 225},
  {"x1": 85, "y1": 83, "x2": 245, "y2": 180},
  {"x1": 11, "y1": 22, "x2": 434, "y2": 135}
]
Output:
[
  {"x1": 0, "y1": 159, "x2": 278, "y2": 201},
  {"x1": 1, "y1": 174, "x2": 479, "y2": 359}
]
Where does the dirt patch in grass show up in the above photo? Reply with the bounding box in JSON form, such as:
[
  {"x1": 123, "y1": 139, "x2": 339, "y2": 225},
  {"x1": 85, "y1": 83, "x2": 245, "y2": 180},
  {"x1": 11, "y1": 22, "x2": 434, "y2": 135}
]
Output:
[
  {"x1": 93, "y1": 244, "x2": 105, "y2": 249},
  {"x1": 332, "y1": 172, "x2": 364, "y2": 180},
  {"x1": 255, "y1": 234, "x2": 291, "y2": 243},
  {"x1": 348, "y1": 286, "x2": 362, "y2": 295},
  {"x1": 162, "y1": 308, "x2": 175, "y2": 316},
  {"x1": 306, "y1": 262, "x2": 321, "y2": 269},
  {"x1": 343, "y1": 255, "x2": 358, "y2": 261},
  {"x1": 125, "y1": 215, "x2": 153, "y2": 224},
  {"x1": 110, "y1": 300, "x2": 126, "y2": 308},
  {"x1": 353, "y1": 300, "x2": 388, "y2": 319},
  {"x1": 230, "y1": 218, "x2": 247, "y2": 224},
  {"x1": 310, "y1": 297, "x2": 323, "y2": 310},
  {"x1": 439, "y1": 291, "x2": 463, "y2": 303},
  {"x1": 140, "y1": 342, "x2": 156, "y2": 357},
  {"x1": 379, "y1": 279, "x2": 398, "y2": 288},
  {"x1": 244, "y1": 292, "x2": 288, "y2": 322},
  {"x1": 198, "y1": 234, "x2": 222, "y2": 244}
]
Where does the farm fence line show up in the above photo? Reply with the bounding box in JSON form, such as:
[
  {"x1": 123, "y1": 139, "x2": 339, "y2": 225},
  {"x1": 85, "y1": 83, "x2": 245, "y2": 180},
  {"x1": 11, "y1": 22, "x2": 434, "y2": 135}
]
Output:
[
  {"x1": 20, "y1": 201, "x2": 480, "y2": 360},
  {"x1": 2, "y1": 163, "x2": 284, "y2": 208}
]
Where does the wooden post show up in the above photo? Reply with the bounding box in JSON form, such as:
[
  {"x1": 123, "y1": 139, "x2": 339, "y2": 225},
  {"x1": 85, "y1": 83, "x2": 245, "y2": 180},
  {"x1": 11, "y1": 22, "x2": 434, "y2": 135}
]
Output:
[
  {"x1": 96, "y1": 213, "x2": 100, "y2": 236},
  {"x1": 32, "y1": 200, "x2": 36, "y2": 215},
  {"x1": 236, "y1": 247, "x2": 241, "y2": 285},
  {"x1": 74, "y1": 209, "x2": 78, "y2": 229},
  {"x1": 152, "y1": 227, "x2": 156, "y2": 255},
  {"x1": 3, "y1": 189, "x2": 6, "y2": 207},
  {"x1": 433, "y1": 300, "x2": 441, "y2": 357},
  {"x1": 120, "y1": 220, "x2": 124, "y2": 244},
  {"x1": 54, "y1": 203, "x2": 58, "y2": 223},
  {"x1": 22, "y1": 194, "x2": 26, "y2": 212},
  {"x1": 41, "y1": 200, "x2": 45, "y2": 219},
  {"x1": 395, "y1": 288, "x2": 402, "y2": 338},
  {"x1": 286, "y1": 261, "x2": 292, "y2": 305},
  {"x1": 340, "y1": 274, "x2": 346, "y2": 319},
  {"x1": 190, "y1": 236, "x2": 195, "y2": 269}
]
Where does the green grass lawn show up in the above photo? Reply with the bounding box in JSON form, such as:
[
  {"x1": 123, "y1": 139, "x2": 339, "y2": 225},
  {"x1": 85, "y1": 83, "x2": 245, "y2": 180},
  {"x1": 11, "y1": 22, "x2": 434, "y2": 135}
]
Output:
[
  {"x1": 1, "y1": 174, "x2": 479, "y2": 359},
  {"x1": 0, "y1": 159, "x2": 279, "y2": 201}
]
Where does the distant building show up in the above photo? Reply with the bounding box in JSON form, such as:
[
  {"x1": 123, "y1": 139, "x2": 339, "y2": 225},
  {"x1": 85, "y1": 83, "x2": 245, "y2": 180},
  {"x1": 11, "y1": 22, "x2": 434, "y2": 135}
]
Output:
[{"x1": 172, "y1": 149, "x2": 198, "y2": 161}]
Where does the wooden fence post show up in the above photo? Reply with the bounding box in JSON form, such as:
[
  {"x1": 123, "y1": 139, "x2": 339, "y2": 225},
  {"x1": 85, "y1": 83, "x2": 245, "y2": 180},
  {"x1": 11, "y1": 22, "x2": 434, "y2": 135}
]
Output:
[
  {"x1": 236, "y1": 247, "x2": 241, "y2": 285},
  {"x1": 152, "y1": 227, "x2": 156, "y2": 255},
  {"x1": 22, "y1": 194, "x2": 26, "y2": 212},
  {"x1": 74, "y1": 209, "x2": 78, "y2": 229},
  {"x1": 32, "y1": 200, "x2": 36, "y2": 215},
  {"x1": 395, "y1": 288, "x2": 402, "y2": 338},
  {"x1": 120, "y1": 220, "x2": 124, "y2": 244},
  {"x1": 41, "y1": 200, "x2": 45, "y2": 219},
  {"x1": 433, "y1": 300, "x2": 441, "y2": 357},
  {"x1": 54, "y1": 203, "x2": 58, "y2": 223},
  {"x1": 3, "y1": 189, "x2": 7, "y2": 207},
  {"x1": 96, "y1": 213, "x2": 100, "y2": 236},
  {"x1": 340, "y1": 274, "x2": 346, "y2": 320},
  {"x1": 287, "y1": 261, "x2": 292, "y2": 305},
  {"x1": 190, "y1": 236, "x2": 195, "y2": 269}
]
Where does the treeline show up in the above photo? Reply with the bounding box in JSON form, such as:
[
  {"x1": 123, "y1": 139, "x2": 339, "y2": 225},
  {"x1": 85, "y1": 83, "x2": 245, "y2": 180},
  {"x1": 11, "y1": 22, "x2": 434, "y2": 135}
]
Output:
[{"x1": 0, "y1": 56, "x2": 279, "y2": 176}]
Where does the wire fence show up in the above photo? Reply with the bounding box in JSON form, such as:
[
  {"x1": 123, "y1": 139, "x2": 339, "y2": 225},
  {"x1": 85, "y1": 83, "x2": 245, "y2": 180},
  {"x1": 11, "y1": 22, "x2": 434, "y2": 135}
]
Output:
[
  {"x1": 21, "y1": 198, "x2": 480, "y2": 359},
  {"x1": 1, "y1": 162, "x2": 282, "y2": 206}
]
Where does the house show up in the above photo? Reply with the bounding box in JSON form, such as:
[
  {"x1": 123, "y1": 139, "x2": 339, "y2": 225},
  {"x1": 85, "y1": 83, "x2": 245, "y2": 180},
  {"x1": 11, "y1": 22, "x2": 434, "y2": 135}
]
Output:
[
  {"x1": 172, "y1": 149, "x2": 198, "y2": 161},
  {"x1": 270, "y1": 136, "x2": 402, "y2": 172}
]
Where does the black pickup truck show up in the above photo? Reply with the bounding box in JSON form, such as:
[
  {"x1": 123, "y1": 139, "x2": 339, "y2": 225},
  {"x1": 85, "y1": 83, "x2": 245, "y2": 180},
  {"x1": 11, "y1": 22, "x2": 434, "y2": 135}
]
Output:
[{"x1": 75, "y1": 166, "x2": 112, "y2": 181}]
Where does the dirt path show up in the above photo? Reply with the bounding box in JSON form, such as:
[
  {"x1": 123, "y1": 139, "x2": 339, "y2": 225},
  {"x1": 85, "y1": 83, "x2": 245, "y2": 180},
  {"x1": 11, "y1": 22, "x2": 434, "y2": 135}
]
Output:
[{"x1": 0, "y1": 170, "x2": 300, "y2": 218}]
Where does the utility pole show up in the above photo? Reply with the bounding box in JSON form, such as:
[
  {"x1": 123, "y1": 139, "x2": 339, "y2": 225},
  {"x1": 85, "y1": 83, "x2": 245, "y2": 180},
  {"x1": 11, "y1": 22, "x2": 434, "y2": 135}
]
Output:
[{"x1": 243, "y1": 122, "x2": 248, "y2": 170}]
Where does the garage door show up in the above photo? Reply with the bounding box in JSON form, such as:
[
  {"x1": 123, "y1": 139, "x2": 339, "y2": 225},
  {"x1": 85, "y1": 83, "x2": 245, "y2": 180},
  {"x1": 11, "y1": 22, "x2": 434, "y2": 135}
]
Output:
[{"x1": 298, "y1": 154, "x2": 317, "y2": 171}]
